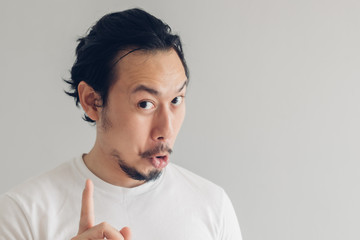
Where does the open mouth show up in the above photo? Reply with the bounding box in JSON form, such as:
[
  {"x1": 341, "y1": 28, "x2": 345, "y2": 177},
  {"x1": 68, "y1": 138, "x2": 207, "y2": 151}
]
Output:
[{"x1": 149, "y1": 154, "x2": 169, "y2": 169}]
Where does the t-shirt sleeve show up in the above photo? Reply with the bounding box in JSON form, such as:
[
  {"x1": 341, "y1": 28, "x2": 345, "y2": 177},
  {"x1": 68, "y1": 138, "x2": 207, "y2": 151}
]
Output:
[
  {"x1": 218, "y1": 190, "x2": 242, "y2": 240},
  {"x1": 0, "y1": 193, "x2": 33, "y2": 239}
]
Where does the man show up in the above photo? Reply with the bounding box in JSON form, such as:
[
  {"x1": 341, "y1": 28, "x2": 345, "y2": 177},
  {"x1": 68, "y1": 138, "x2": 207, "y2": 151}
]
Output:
[{"x1": 0, "y1": 8, "x2": 241, "y2": 240}]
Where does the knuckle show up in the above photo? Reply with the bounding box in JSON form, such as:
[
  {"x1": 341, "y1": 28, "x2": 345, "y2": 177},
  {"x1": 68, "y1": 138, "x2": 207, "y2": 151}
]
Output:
[{"x1": 99, "y1": 221, "x2": 109, "y2": 229}]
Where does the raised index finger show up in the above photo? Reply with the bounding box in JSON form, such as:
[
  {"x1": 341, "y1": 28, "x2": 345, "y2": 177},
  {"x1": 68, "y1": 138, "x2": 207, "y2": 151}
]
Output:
[{"x1": 78, "y1": 179, "x2": 95, "y2": 234}]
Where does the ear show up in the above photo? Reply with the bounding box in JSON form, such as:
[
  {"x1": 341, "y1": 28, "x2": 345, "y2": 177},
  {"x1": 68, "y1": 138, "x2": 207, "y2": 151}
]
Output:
[{"x1": 78, "y1": 81, "x2": 102, "y2": 122}]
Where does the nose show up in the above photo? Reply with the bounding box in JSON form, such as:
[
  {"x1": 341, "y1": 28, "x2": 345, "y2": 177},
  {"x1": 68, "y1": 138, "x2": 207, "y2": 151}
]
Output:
[{"x1": 151, "y1": 106, "x2": 173, "y2": 142}]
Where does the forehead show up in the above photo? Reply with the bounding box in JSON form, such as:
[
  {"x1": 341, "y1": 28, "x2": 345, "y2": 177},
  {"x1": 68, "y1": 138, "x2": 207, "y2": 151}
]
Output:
[{"x1": 111, "y1": 49, "x2": 187, "y2": 94}]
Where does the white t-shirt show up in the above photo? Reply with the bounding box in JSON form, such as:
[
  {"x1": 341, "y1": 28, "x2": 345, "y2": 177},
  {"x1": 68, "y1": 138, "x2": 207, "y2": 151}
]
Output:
[{"x1": 0, "y1": 156, "x2": 242, "y2": 240}]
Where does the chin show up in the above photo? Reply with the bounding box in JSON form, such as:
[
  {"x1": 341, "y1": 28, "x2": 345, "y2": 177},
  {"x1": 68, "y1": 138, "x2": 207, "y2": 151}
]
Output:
[{"x1": 118, "y1": 160, "x2": 163, "y2": 182}]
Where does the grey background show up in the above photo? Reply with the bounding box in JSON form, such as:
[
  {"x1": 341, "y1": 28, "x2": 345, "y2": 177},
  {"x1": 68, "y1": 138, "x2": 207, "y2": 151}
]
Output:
[{"x1": 1, "y1": 0, "x2": 360, "y2": 239}]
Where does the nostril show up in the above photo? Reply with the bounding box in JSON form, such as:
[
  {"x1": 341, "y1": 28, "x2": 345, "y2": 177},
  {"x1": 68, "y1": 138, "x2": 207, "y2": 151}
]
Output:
[{"x1": 157, "y1": 136, "x2": 164, "y2": 140}]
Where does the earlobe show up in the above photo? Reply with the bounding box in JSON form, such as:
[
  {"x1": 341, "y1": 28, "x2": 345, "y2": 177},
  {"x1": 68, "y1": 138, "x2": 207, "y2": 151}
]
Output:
[{"x1": 78, "y1": 81, "x2": 101, "y2": 121}]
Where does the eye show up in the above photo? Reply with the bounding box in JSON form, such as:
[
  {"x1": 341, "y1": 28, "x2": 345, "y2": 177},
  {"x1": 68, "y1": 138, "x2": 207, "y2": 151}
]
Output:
[
  {"x1": 171, "y1": 96, "x2": 183, "y2": 106},
  {"x1": 138, "y1": 101, "x2": 155, "y2": 110}
]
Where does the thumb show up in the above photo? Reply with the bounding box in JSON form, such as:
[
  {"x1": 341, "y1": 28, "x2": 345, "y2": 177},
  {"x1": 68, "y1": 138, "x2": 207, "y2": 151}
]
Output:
[{"x1": 120, "y1": 226, "x2": 132, "y2": 240}]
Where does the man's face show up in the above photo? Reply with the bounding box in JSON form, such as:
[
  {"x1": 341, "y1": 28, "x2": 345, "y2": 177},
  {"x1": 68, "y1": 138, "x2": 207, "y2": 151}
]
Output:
[{"x1": 96, "y1": 49, "x2": 187, "y2": 182}]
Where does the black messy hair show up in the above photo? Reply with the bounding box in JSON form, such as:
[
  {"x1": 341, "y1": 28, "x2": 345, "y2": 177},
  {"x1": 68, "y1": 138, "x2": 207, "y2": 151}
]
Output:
[{"x1": 65, "y1": 8, "x2": 189, "y2": 123}]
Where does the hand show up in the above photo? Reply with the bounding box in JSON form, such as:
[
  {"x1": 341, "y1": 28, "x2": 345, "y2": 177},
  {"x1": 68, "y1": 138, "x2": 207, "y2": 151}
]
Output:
[{"x1": 71, "y1": 179, "x2": 132, "y2": 240}]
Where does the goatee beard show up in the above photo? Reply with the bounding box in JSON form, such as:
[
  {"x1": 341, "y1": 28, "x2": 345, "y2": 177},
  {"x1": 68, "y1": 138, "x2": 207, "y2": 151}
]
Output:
[
  {"x1": 117, "y1": 160, "x2": 163, "y2": 182},
  {"x1": 113, "y1": 144, "x2": 172, "y2": 182}
]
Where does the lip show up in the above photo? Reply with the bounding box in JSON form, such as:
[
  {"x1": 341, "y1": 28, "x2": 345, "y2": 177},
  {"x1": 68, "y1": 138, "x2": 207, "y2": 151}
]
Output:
[{"x1": 149, "y1": 154, "x2": 169, "y2": 169}]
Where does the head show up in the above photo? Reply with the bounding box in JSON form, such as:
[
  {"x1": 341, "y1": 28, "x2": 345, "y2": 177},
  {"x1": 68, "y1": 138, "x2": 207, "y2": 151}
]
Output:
[{"x1": 65, "y1": 8, "x2": 189, "y2": 184}]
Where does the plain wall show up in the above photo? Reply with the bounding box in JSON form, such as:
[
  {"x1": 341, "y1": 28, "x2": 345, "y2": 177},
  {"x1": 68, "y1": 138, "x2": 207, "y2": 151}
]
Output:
[{"x1": 1, "y1": 0, "x2": 360, "y2": 240}]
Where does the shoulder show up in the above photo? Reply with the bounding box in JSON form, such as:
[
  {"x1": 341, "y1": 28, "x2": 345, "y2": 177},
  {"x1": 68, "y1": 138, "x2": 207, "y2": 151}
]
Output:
[
  {"x1": 0, "y1": 157, "x2": 86, "y2": 239},
  {"x1": 0, "y1": 193, "x2": 33, "y2": 239},
  {"x1": 7, "y1": 158, "x2": 80, "y2": 198},
  {"x1": 166, "y1": 163, "x2": 223, "y2": 190},
  {"x1": 0, "y1": 157, "x2": 84, "y2": 239},
  {"x1": 4, "y1": 157, "x2": 84, "y2": 216},
  {"x1": 165, "y1": 163, "x2": 226, "y2": 205},
  {"x1": 165, "y1": 164, "x2": 242, "y2": 239}
]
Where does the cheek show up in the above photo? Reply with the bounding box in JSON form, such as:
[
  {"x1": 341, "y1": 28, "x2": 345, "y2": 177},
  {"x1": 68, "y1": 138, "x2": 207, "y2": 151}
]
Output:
[{"x1": 106, "y1": 110, "x2": 153, "y2": 146}]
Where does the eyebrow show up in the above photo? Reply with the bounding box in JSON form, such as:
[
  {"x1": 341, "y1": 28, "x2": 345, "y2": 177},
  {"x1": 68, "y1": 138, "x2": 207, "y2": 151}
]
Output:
[
  {"x1": 131, "y1": 79, "x2": 188, "y2": 96},
  {"x1": 132, "y1": 85, "x2": 159, "y2": 95},
  {"x1": 178, "y1": 80, "x2": 188, "y2": 92}
]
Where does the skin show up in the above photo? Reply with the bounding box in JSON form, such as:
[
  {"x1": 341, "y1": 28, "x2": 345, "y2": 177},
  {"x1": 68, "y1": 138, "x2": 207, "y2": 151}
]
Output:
[{"x1": 72, "y1": 49, "x2": 187, "y2": 239}]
